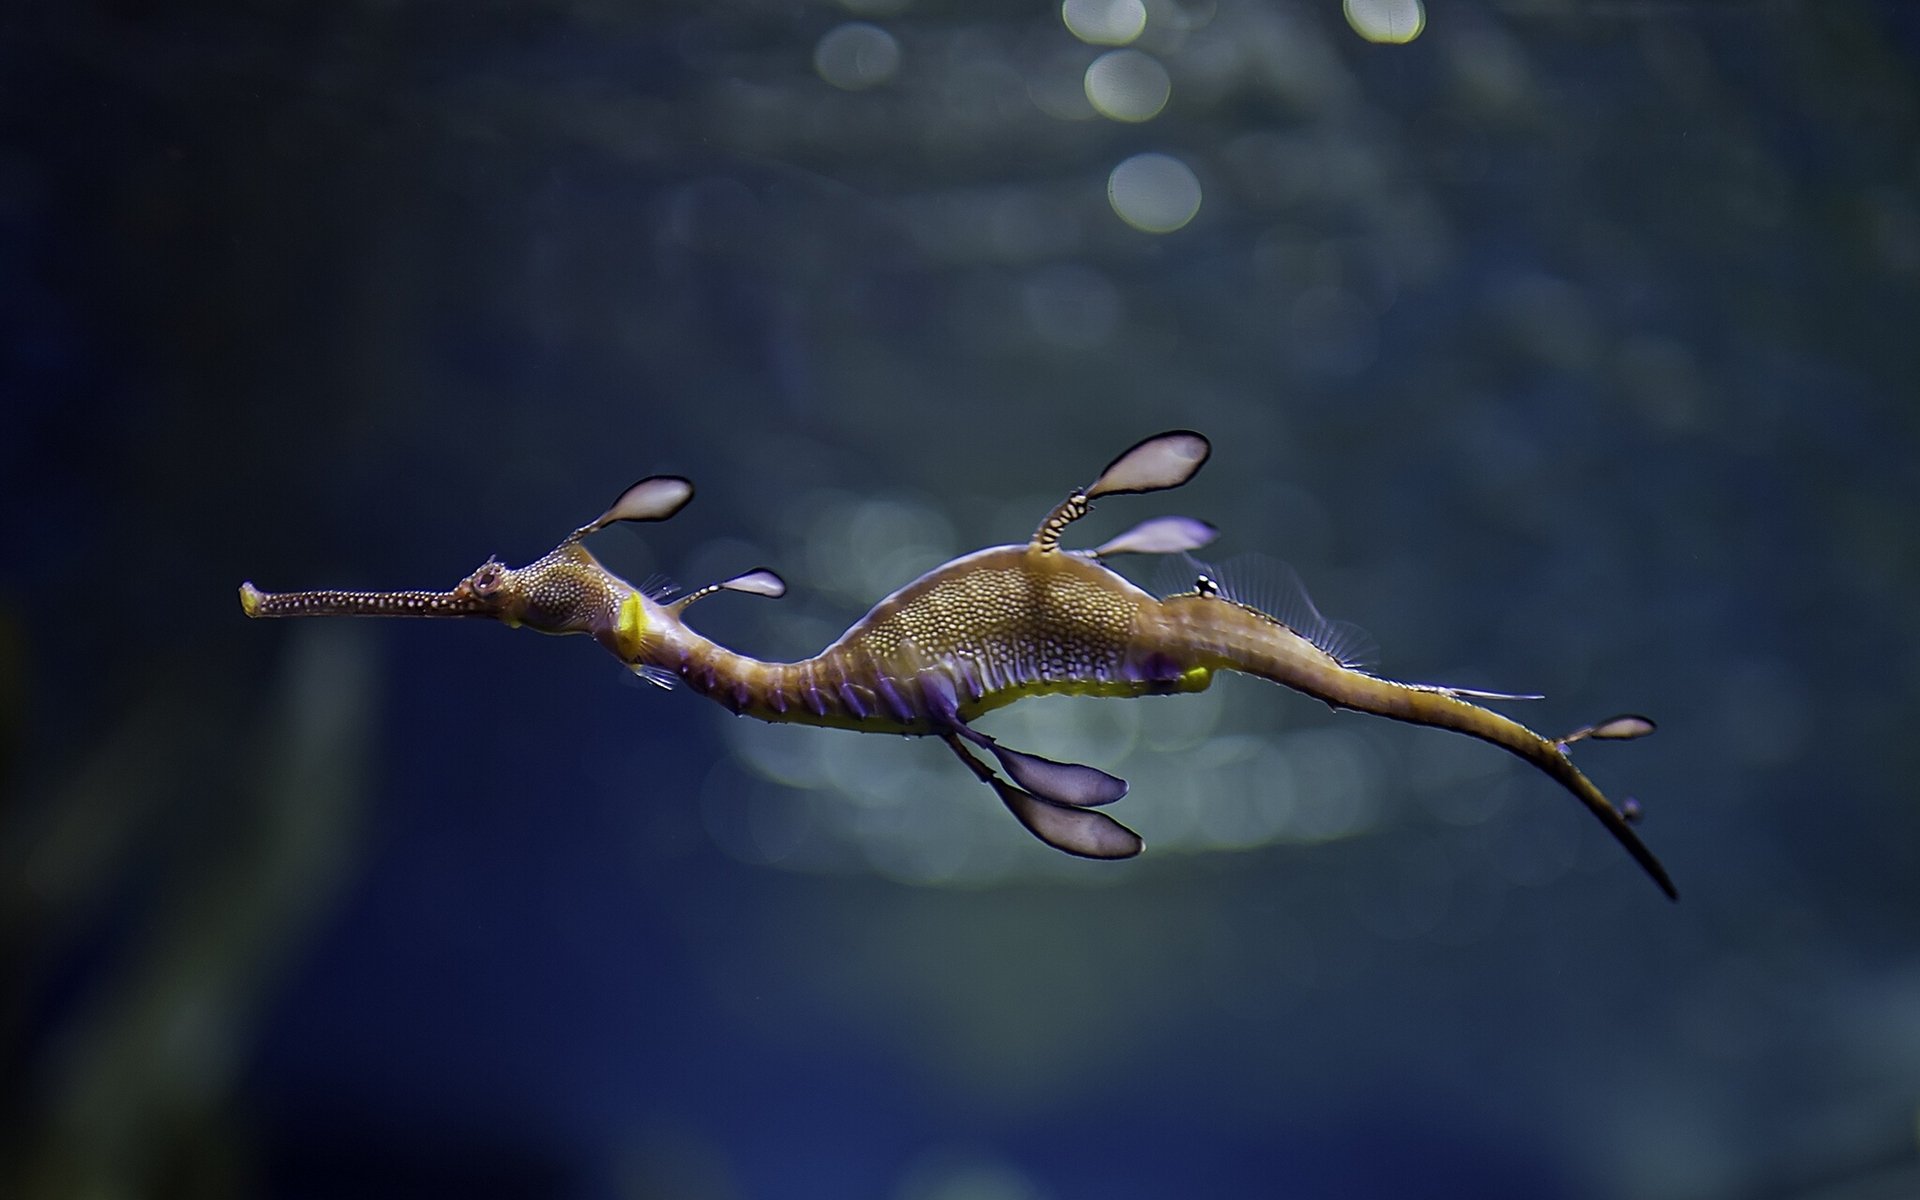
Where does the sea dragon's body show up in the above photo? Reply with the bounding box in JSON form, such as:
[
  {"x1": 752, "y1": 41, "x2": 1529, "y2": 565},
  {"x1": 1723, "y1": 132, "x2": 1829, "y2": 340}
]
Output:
[{"x1": 240, "y1": 431, "x2": 1675, "y2": 897}]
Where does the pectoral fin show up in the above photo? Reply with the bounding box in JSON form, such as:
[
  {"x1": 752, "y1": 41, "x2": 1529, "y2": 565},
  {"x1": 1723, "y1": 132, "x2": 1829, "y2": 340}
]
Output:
[{"x1": 629, "y1": 663, "x2": 679, "y2": 690}]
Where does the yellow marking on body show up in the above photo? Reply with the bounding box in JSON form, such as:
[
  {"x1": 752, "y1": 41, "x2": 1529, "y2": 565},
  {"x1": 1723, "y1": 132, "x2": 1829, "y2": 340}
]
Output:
[
  {"x1": 613, "y1": 592, "x2": 648, "y2": 661},
  {"x1": 958, "y1": 662, "x2": 1213, "y2": 720},
  {"x1": 239, "y1": 583, "x2": 262, "y2": 617}
]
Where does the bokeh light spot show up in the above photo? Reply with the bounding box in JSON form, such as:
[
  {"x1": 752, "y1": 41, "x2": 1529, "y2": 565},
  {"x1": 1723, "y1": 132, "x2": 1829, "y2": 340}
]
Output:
[
  {"x1": 1344, "y1": 0, "x2": 1424, "y2": 44},
  {"x1": 1107, "y1": 152, "x2": 1201, "y2": 233},
  {"x1": 814, "y1": 22, "x2": 901, "y2": 91},
  {"x1": 1084, "y1": 49, "x2": 1170, "y2": 123},
  {"x1": 1062, "y1": 0, "x2": 1146, "y2": 46}
]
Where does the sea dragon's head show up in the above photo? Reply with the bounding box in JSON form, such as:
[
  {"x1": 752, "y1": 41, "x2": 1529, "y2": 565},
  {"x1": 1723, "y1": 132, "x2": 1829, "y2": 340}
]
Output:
[
  {"x1": 241, "y1": 473, "x2": 786, "y2": 677},
  {"x1": 238, "y1": 476, "x2": 699, "y2": 646}
]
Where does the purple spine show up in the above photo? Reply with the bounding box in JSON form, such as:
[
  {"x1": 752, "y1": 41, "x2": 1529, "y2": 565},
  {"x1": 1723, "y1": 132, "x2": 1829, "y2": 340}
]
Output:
[
  {"x1": 953, "y1": 656, "x2": 985, "y2": 701},
  {"x1": 838, "y1": 682, "x2": 872, "y2": 720},
  {"x1": 873, "y1": 675, "x2": 916, "y2": 724}
]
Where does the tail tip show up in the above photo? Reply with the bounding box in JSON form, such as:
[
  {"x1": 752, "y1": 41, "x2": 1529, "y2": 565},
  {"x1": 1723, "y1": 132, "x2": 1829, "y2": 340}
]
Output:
[{"x1": 239, "y1": 582, "x2": 263, "y2": 617}]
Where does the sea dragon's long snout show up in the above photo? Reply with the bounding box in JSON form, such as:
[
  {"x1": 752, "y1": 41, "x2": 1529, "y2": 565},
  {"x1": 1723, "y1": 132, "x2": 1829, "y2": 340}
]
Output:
[{"x1": 239, "y1": 577, "x2": 499, "y2": 620}]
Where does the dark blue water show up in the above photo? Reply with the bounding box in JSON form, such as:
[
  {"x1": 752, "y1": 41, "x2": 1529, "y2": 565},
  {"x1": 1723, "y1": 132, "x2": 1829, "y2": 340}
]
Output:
[{"x1": 5, "y1": 2, "x2": 1917, "y2": 1197}]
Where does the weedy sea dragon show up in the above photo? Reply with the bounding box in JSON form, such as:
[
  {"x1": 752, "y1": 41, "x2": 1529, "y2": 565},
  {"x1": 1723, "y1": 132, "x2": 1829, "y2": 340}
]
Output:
[{"x1": 240, "y1": 431, "x2": 1675, "y2": 899}]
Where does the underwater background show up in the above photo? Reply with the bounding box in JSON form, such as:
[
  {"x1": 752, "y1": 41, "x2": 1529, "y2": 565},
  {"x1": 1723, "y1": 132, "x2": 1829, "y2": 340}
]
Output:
[{"x1": 4, "y1": 1, "x2": 1918, "y2": 1197}]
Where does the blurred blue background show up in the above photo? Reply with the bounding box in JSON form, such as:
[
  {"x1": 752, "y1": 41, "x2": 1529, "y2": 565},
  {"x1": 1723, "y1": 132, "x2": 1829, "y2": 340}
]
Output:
[{"x1": 4, "y1": 1, "x2": 1918, "y2": 1197}]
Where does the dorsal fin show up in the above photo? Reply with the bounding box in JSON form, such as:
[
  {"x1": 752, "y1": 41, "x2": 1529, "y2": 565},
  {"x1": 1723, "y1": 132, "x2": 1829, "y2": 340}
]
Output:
[
  {"x1": 565, "y1": 475, "x2": 695, "y2": 544},
  {"x1": 1091, "y1": 515, "x2": 1218, "y2": 558},
  {"x1": 668, "y1": 567, "x2": 788, "y2": 614},
  {"x1": 1085, "y1": 430, "x2": 1212, "y2": 498},
  {"x1": 1169, "y1": 553, "x2": 1378, "y2": 671}
]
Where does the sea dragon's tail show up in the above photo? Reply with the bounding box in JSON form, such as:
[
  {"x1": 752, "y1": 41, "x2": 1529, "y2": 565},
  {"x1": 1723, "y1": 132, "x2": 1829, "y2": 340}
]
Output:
[{"x1": 1158, "y1": 593, "x2": 1675, "y2": 899}]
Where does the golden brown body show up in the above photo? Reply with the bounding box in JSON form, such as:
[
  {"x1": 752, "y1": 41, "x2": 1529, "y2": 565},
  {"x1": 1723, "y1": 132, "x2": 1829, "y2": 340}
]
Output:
[
  {"x1": 647, "y1": 546, "x2": 1208, "y2": 734},
  {"x1": 238, "y1": 431, "x2": 1675, "y2": 896}
]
